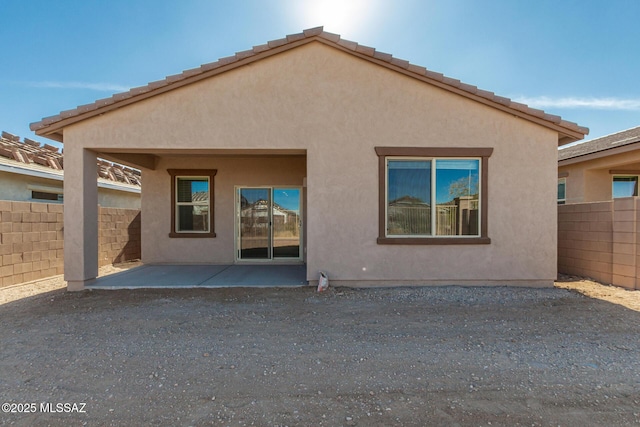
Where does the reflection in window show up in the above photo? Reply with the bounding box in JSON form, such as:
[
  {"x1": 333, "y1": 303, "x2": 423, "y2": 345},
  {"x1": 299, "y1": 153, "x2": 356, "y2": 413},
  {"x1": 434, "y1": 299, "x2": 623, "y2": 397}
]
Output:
[
  {"x1": 387, "y1": 160, "x2": 431, "y2": 235},
  {"x1": 176, "y1": 177, "x2": 209, "y2": 232},
  {"x1": 613, "y1": 176, "x2": 638, "y2": 199},
  {"x1": 435, "y1": 159, "x2": 479, "y2": 236},
  {"x1": 557, "y1": 178, "x2": 566, "y2": 204},
  {"x1": 386, "y1": 158, "x2": 480, "y2": 237}
]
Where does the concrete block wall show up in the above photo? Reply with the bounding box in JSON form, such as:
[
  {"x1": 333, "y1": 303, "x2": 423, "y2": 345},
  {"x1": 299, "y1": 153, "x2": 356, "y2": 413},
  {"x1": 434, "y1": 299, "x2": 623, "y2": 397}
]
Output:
[
  {"x1": 98, "y1": 208, "x2": 141, "y2": 267},
  {"x1": 0, "y1": 201, "x2": 64, "y2": 287},
  {"x1": 558, "y1": 201, "x2": 613, "y2": 285},
  {"x1": 611, "y1": 198, "x2": 639, "y2": 289},
  {"x1": 558, "y1": 197, "x2": 640, "y2": 289},
  {"x1": 0, "y1": 200, "x2": 140, "y2": 288}
]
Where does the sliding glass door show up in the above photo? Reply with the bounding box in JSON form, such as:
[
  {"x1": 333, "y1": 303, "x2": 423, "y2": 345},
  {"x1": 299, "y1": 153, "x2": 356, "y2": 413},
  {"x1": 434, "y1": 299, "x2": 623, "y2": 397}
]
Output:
[
  {"x1": 237, "y1": 187, "x2": 301, "y2": 261},
  {"x1": 239, "y1": 188, "x2": 271, "y2": 259},
  {"x1": 272, "y1": 188, "x2": 301, "y2": 258}
]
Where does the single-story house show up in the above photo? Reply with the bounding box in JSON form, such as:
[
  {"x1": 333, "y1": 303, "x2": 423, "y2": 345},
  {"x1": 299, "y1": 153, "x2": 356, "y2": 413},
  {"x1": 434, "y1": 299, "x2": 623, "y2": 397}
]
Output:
[
  {"x1": 0, "y1": 130, "x2": 141, "y2": 208},
  {"x1": 558, "y1": 126, "x2": 640, "y2": 203},
  {"x1": 30, "y1": 27, "x2": 587, "y2": 291}
]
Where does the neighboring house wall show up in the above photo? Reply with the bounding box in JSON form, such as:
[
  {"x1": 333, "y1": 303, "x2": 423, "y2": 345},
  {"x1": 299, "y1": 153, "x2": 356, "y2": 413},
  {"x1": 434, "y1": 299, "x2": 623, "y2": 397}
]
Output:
[
  {"x1": 0, "y1": 169, "x2": 140, "y2": 208},
  {"x1": 63, "y1": 42, "x2": 561, "y2": 286},
  {"x1": 0, "y1": 170, "x2": 63, "y2": 202},
  {"x1": 0, "y1": 200, "x2": 140, "y2": 287},
  {"x1": 559, "y1": 151, "x2": 640, "y2": 203},
  {"x1": 558, "y1": 127, "x2": 640, "y2": 203},
  {"x1": 0, "y1": 131, "x2": 141, "y2": 209},
  {"x1": 558, "y1": 197, "x2": 640, "y2": 289},
  {"x1": 97, "y1": 187, "x2": 141, "y2": 209}
]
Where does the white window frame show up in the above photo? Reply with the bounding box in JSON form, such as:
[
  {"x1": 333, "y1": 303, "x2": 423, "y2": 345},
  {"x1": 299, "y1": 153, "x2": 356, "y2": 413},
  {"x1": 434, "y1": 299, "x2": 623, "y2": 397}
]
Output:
[
  {"x1": 557, "y1": 177, "x2": 566, "y2": 204},
  {"x1": 612, "y1": 175, "x2": 639, "y2": 199}
]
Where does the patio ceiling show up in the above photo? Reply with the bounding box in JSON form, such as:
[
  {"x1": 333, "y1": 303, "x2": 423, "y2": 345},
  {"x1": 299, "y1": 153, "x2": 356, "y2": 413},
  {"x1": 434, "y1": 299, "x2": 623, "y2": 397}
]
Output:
[{"x1": 96, "y1": 149, "x2": 307, "y2": 171}]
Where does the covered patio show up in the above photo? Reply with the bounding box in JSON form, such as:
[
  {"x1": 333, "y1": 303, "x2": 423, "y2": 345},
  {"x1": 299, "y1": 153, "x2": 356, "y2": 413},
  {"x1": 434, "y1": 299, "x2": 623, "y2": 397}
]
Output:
[{"x1": 87, "y1": 264, "x2": 308, "y2": 289}]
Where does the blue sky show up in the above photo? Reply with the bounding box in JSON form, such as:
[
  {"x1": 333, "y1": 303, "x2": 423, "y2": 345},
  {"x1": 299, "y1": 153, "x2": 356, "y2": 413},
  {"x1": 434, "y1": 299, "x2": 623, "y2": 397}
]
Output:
[
  {"x1": 388, "y1": 159, "x2": 478, "y2": 204},
  {"x1": 1, "y1": 0, "x2": 639, "y2": 150},
  {"x1": 241, "y1": 188, "x2": 300, "y2": 211}
]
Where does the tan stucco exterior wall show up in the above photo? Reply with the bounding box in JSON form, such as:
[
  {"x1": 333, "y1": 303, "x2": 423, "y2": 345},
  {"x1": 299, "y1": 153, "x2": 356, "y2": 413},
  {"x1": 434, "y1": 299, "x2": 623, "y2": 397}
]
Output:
[
  {"x1": 63, "y1": 41, "x2": 560, "y2": 286},
  {"x1": 559, "y1": 150, "x2": 640, "y2": 203},
  {"x1": 142, "y1": 156, "x2": 306, "y2": 264}
]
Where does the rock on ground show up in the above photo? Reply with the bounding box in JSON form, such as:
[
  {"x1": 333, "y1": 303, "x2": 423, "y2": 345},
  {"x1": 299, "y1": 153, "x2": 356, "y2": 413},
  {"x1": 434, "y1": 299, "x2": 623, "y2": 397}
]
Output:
[{"x1": 1, "y1": 267, "x2": 639, "y2": 426}]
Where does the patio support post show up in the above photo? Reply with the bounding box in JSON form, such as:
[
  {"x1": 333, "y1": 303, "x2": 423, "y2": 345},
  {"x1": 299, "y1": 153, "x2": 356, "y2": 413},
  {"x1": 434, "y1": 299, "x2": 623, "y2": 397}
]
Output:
[{"x1": 64, "y1": 147, "x2": 98, "y2": 291}]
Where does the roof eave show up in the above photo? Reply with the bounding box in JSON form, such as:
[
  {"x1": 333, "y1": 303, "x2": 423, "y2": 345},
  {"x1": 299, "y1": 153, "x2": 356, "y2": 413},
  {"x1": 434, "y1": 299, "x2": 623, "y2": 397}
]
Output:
[
  {"x1": 31, "y1": 28, "x2": 588, "y2": 143},
  {"x1": 558, "y1": 134, "x2": 584, "y2": 146},
  {"x1": 32, "y1": 36, "x2": 323, "y2": 141},
  {"x1": 38, "y1": 130, "x2": 63, "y2": 142},
  {"x1": 559, "y1": 141, "x2": 640, "y2": 166},
  {"x1": 318, "y1": 37, "x2": 588, "y2": 144}
]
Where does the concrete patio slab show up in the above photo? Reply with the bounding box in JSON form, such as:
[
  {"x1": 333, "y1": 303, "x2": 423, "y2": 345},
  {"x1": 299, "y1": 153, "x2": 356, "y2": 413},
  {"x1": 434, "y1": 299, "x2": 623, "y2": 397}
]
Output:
[
  {"x1": 87, "y1": 264, "x2": 308, "y2": 289},
  {"x1": 199, "y1": 264, "x2": 308, "y2": 287}
]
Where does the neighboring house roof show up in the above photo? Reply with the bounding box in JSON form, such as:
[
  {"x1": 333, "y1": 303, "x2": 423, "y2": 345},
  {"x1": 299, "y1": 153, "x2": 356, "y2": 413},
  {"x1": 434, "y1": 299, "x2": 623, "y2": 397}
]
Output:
[
  {"x1": 30, "y1": 27, "x2": 588, "y2": 145},
  {"x1": 190, "y1": 191, "x2": 208, "y2": 202},
  {"x1": 558, "y1": 125, "x2": 640, "y2": 165},
  {"x1": 0, "y1": 130, "x2": 141, "y2": 192}
]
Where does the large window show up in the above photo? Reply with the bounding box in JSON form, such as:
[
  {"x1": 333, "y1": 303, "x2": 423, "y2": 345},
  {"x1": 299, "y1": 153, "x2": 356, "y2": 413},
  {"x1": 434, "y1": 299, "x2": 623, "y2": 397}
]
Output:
[
  {"x1": 376, "y1": 147, "x2": 492, "y2": 245},
  {"x1": 613, "y1": 176, "x2": 638, "y2": 198},
  {"x1": 168, "y1": 169, "x2": 217, "y2": 238}
]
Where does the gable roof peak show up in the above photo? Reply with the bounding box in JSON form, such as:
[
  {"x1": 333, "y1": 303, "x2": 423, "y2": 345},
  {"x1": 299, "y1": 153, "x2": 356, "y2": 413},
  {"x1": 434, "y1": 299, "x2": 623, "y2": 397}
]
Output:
[{"x1": 30, "y1": 27, "x2": 588, "y2": 143}]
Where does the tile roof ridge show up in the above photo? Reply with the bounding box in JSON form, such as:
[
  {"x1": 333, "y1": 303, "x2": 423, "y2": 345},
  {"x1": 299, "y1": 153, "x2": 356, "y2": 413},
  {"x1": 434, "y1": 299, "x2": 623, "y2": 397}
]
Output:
[
  {"x1": 560, "y1": 124, "x2": 640, "y2": 149},
  {"x1": 30, "y1": 26, "x2": 588, "y2": 140},
  {"x1": 558, "y1": 124, "x2": 640, "y2": 161}
]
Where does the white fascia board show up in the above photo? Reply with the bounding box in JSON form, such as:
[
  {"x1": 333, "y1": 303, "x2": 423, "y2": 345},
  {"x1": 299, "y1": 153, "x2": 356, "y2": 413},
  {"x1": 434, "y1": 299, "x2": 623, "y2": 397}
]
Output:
[
  {"x1": 97, "y1": 178, "x2": 141, "y2": 194},
  {"x1": 0, "y1": 162, "x2": 141, "y2": 194},
  {"x1": 0, "y1": 162, "x2": 63, "y2": 181}
]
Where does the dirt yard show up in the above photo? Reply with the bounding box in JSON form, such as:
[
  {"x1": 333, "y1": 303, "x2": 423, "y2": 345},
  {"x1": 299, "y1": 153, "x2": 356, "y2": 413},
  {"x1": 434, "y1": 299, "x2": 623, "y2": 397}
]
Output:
[{"x1": 1, "y1": 268, "x2": 640, "y2": 426}]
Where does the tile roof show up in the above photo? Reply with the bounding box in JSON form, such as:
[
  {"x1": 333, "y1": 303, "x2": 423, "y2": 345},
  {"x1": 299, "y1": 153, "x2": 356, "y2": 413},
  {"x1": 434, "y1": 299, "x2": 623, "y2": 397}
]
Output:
[
  {"x1": 558, "y1": 125, "x2": 640, "y2": 162},
  {"x1": 0, "y1": 131, "x2": 141, "y2": 187},
  {"x1": 30, "y1": 27, "x2": 588, "y2": 143},
  {"x1": 191, "y1": 191, "x2": 208, "y2": 202}
]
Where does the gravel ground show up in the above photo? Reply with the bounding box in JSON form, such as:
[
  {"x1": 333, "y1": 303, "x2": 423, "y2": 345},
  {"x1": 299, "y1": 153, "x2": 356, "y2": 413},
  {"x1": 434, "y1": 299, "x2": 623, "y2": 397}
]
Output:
[{"x1": 1, "y1": 267, "x2": 640, "y2": 426}]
